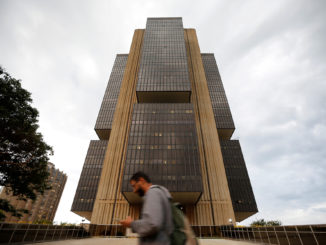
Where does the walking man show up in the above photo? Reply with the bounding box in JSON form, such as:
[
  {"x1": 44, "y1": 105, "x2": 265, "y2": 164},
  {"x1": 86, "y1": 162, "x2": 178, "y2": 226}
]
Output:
[{"x1": 120, "y1": 171, "x2": 173, "y2": 244}]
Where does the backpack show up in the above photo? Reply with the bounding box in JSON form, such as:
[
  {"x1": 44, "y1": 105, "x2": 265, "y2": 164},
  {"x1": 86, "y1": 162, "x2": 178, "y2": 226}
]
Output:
[
  {"x1": 170, "y1": 202, "x2": 199, "y2": 245},
  {"x1": 154, "y1": 185, "x2": 199, "y2": 245}
]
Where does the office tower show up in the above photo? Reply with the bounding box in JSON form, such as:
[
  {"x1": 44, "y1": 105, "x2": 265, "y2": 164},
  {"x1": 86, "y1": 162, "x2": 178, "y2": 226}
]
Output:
[
  {"x1": 72, "y1": 17, "x2": 257, "y2": 226},
  {"x1": 0, "y1": 163, "x2": 67, "y2": 223}
]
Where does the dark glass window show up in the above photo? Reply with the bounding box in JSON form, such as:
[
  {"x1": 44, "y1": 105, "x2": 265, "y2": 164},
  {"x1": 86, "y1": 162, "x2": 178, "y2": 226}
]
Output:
[
  {"x1": 122, "y1": 103, "x2": 202, "y2": 193},
  {"x1": 202, "y1": 54, "x2": 235, "y2": 131},
  {"x1": 71, "y1": 140, "x2": 108, "y2": 212},
  {"x1": 220, "y1": 140, "x2": 258, "y2": 213},
  {"x1": 137, "y1": 18, "x2": 191, "y2": 93},
  {"x1": 95, "y1": 55, "x2": 128, "y2": 138}
]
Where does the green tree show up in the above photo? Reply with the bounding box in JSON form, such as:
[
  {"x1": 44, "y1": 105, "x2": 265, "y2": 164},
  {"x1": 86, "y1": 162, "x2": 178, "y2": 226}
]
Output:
[
  {"x1": 34, "y1": 219, "x2": 53, "y2": 225},
  {"x1": 250, "y1": 219, "x2": 282, "y2": 227},
  {"x1": 0, "y1": 66, "x2": 53, "y2": 220},
  {"x1": 266, "y1": 220, "x2": 282, "y2": 226},
  {"x1": 250, "y1": 218, "x2": 267, "y2": 227}
]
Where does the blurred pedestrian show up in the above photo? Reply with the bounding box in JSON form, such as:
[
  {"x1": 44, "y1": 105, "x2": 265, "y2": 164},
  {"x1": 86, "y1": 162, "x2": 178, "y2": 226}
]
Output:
[{"x1": 120, "y1": 171, "x2": 173, "y2": 245}]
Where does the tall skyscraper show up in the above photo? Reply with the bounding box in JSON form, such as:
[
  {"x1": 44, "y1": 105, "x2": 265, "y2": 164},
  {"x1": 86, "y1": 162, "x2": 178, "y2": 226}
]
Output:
[
  {"x1": 72, "y1": 17, "x2": 257, "y2": 226},
  {"x1": 1, "y1": 163, "x2": 67, "y2": 223}
]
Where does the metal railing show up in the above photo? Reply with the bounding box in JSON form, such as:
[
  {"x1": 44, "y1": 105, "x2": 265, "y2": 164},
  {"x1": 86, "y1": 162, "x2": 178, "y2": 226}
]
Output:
[
  {"x1": 88, "y1": 224, "x2": 126, "y2": 237},
  {"x1": 1, "y1": 222, "x2": 325, "y2": 244},
  {"x1": 0, "y1": 222, "x2": 90, "y2": 244},
  {"x1": 219, "y1": 225, "x2": 326, "y2": 245}
]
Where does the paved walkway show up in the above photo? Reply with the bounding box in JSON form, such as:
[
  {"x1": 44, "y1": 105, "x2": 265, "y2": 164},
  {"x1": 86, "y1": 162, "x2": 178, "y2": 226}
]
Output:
[{"x1": 25, "y1": 237, "x2": 258, "y2": 245}]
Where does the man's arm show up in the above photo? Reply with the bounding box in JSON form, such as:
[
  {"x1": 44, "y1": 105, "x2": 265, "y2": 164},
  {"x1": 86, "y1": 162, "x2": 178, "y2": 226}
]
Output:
[{"x1": 131, "y1": 189, "x2": 164, "y2": 237}]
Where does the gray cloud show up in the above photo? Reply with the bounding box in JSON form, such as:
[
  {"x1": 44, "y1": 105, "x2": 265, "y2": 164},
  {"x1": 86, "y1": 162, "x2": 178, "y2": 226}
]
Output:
[{"x1": 1, "y1": 0, "x2": 325, "y2": 225}]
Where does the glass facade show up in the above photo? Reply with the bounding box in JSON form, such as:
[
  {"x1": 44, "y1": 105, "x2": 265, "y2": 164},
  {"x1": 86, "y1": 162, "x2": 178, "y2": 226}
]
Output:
[
  {"x1": 220, "y1": 140, "x2": 258, "y2": 213},
  {"x1": 71, "y1": 140, "x2": 108, "y2": 212},
  {"x1": 136, "y1": 18, "x2": 191, "y2": 102},
  {"x1": 122, "y1": 103, "x2": 202, "y2": 203},
  {"x1": 95, "y1": 55, "x2": 128, "y2": 139},
  {"x1": 202, "y1": 54, "x2": 235, "y2": 139}
]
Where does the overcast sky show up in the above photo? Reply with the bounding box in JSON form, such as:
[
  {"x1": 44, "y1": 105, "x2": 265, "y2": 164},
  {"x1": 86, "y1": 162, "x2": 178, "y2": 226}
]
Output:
[{"x1": 1, "y1": 0, "x2": 325, "y2": 226}]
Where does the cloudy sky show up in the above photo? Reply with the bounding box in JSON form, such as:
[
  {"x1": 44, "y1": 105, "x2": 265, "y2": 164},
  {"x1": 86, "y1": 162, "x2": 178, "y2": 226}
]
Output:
[{"x1": 1, "y1": 0, "x2": 325, "y2": 226}]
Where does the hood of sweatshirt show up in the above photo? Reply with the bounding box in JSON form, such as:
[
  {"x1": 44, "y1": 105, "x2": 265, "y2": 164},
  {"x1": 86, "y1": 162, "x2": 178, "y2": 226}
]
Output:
[{"x1": 150, "y1": 185, "x2": 172, "y2": 200}]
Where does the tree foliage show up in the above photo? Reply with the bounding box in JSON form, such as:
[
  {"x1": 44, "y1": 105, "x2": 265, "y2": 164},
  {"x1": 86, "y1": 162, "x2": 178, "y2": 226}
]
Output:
[
  {"x1": 0, "y1": 199, "x2": 29, "y2": 221},
  {"x1": 33, "y1": 219, "x2": 53, "y2": 225},
  {"x1": 250, "y1": 218, "x2": 282, "y2": 227},
  {"x1": 0, "y1": 66, "x2": 53, "y2": 220}
]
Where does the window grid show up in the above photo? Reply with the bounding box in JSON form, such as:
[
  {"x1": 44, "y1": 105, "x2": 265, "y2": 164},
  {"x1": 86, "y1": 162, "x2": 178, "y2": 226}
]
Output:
[
  {"x1": 122, "y1": 103, "x2": 202, "y2": 193},
  {"x1": 137, "y1": 18, "x2": 191, "y2": 93},
  {"x1": 71, "y1": 140, "x2": 108, "y2": 212},
  {"x1": 95, "y1": 55, "x2": 128, "y2": 131},
  {"x1": 202, "y1": 54, "x2": 235, "y2": 130},
  {"x1": 220, "y1": 140, "x2": 258, "y2": 213}
]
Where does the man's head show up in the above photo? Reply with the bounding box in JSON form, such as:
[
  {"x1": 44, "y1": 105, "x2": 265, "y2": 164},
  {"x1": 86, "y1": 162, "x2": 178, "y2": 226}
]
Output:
[{"x1": 130, "y1": 172, "x2": 152, "y2": 197}]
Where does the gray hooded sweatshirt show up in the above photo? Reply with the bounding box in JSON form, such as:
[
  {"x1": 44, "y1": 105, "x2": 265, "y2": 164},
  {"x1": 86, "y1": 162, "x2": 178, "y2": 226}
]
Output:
[{"x1": 131, "y1": 185, "x2": 174, "y2": 245}]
